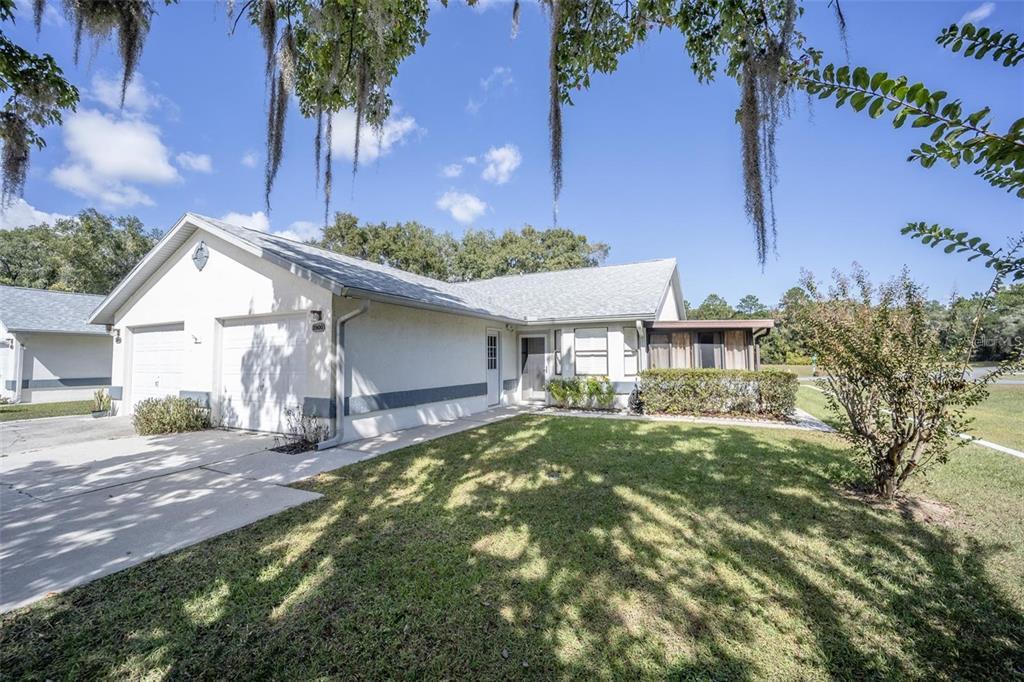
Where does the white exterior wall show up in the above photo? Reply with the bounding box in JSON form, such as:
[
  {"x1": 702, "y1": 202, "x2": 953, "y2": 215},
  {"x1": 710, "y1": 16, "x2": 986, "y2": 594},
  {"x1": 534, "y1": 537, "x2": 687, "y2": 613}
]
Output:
[
  {"x1": 0, "y1": 323, "x2": 112, "y2": 404},
  {"x1": 657, "y1": 279, "x2": 683, "y2": 321},
  {"x1": 340, "y1": 300, "x2": 514, "y2": 440},
  {"x1": 110, "y1": 232, "x2": 334, "y2": 425}
]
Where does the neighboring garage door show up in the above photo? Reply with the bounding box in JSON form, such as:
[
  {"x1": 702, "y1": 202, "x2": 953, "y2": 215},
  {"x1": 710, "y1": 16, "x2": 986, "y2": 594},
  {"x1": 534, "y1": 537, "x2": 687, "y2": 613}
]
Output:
[
  {"x1": 130, "y1": 323, "x2": 184, "y2": 410},
  {"x1": 219, "y1": 315, "x2": 308, "y2": 433}
]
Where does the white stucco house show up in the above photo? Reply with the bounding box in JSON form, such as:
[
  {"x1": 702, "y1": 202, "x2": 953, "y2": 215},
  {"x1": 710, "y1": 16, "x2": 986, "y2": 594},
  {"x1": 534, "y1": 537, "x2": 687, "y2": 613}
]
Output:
[
  {"x1": 88, "y1": 213, "x2": 772, "y2": 444},
  {"x1": 0, "y1": 286, "x2": 113, "y2": 404}
]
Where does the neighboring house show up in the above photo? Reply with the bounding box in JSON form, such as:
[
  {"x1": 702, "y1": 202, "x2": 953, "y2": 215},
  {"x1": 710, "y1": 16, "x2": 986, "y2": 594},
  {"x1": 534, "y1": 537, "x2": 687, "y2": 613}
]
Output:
[
  {"x1": 0, "y1": 286, "x2": 113, "y2": 404},
  {"x1": 88, "y1": 213, "x2": 772, "y2": 442}
]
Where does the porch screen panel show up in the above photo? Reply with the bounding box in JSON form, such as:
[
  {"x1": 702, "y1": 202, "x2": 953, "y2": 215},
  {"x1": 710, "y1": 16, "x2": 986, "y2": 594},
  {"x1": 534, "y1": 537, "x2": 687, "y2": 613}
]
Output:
[
  {"x1": 670, "y1": 332, "x2": 692, "y2": 368},
  {"x1": 649, "y1": 333, "x2": 670, "y2": 369},
  {"x1": 724, "y1": 330, "x2": 747, "y2": 369},
  {"x1": 574, "y1": 327, "x2": 609, "y2": 375}
]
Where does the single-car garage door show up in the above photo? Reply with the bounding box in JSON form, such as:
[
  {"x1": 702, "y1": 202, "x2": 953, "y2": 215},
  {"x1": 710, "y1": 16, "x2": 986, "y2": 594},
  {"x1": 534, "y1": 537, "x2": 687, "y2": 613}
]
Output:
[
  {"x1": 219, "y1": 315, "x2": 308, "y2": 433},
  {"x1": 130, "y1": 323, "x2": 184, "y2": 410}
]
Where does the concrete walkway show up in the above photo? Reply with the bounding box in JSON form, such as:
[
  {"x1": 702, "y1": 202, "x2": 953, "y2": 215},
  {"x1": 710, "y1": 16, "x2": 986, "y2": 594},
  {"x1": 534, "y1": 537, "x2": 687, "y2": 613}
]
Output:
[{"x1": 540, "y1": 406, "x2": 834, "y2": 433}]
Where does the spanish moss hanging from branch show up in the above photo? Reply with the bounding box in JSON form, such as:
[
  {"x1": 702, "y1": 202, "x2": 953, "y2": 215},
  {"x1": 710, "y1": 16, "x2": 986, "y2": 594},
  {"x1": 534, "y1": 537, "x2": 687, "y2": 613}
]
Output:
[
  {"x1": 324, "y1": 112, "x2": 333, "y2": 226},
  {"x1": 548, "y1": 0, "x2": 563, "y2": 225},
  {"x1": 65, "y1": 0, "x2": 154, "y2": 107},
  {"x1": 0, "y1": 113, "x2": 30, "y2": 206},
  {"x1": 736, "y1": 0, "x2": 798, "y2": 266}
]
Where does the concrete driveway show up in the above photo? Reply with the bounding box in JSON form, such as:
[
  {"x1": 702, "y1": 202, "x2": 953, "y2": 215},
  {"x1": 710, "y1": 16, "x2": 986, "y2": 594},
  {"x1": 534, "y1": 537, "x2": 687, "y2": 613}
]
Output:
[
  {"x1": 0, "y1": 406, "x2": 530, "y2": 613},
  {"x1": 0, "y1": 420, "x2": 322, "y2": 612}
]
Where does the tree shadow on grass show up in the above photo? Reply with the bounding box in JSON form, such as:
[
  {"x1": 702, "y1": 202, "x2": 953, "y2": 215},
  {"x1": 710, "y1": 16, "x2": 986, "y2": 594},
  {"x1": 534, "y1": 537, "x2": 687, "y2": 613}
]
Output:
[{"x1": 1, "y1": 415, "x2": 1022, "y2": 679}]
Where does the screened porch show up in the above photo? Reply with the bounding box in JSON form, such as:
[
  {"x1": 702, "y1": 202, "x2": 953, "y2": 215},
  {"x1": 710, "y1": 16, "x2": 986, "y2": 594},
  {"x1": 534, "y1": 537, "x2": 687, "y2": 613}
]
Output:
[{"x1": 646, "y1": 320, "x2": 774, "y2": 371}]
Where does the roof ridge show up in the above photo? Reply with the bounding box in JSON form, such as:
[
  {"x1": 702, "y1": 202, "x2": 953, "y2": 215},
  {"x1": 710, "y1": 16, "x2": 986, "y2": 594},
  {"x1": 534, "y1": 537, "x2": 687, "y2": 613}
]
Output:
[
  {"x1": 0, "y1": 284, "x2": 105, "y2": 298},
  {"x1": 193, "y1": 213, "x2": 457, "y2": 289},
  {"x1": 454, "y1": 257, "x2": 676, "y2": 285}
]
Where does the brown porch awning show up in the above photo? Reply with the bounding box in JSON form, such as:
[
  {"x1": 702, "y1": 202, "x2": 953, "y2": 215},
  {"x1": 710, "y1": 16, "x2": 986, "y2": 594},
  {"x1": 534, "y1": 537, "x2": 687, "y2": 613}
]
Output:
[{"x1": 645, "y1": 319, "x2": 775, "y2": 331}]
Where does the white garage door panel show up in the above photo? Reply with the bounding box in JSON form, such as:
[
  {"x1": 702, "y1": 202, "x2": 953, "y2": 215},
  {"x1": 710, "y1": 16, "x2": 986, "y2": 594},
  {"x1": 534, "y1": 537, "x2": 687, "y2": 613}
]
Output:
[
  {"x1": 220, "y1": 316, "x2": 308, "y2": 433},
  {"x1": 131, "y1": 323, "x2": 184, "y2": 409}
]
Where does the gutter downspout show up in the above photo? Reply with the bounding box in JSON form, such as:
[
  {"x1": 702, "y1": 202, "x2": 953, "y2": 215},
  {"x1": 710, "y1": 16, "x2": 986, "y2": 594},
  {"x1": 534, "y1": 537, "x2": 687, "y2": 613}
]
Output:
[
  {"x1": 317, "y1": 297, "x2": 370, "y2": 450},
  {"x1": 12, "y1": 335, "x2": 24, "y2": 403}
]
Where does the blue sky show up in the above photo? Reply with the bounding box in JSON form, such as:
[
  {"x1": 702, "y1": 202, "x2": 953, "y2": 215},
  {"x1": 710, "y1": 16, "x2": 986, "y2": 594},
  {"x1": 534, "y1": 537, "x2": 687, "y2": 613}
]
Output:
[{"x1": 3, "y1": 0, "x2": 1022, "y2": 307}]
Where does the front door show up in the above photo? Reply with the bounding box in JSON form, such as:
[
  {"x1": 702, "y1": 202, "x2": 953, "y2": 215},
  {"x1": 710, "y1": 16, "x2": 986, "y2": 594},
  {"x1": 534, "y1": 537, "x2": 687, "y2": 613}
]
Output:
[
  {"x1": 486, "y1": 331, "x2": 500, "y2": 406},
  {"x1": 520, "y1": 337, "x2": 546, "y2": 401},
  {"x1": 697, "y1": 332, "x2": 721, "y2": 369}
]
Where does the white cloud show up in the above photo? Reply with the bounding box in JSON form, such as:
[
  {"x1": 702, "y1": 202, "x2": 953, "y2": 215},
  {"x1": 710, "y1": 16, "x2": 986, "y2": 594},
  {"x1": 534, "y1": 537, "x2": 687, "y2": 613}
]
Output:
[
  {"x1": 176, "y1": 152, "x2": 213, "y2": 173},
  {"x1": 50, "y1": 109, "x2": 179, "y2": 207},
  {"x1": 91, "y1": 72, "x2": 160, "y2": 114},
  {"x1": 275, "y1": 220, "x2": 321, "y2": 243},
  {"x1": 330, "y1": 109, "x2": 423, "y2": 163},
  {"x1": 436, "y1": 191, "x2": 487, "y2": 224},
  {"x1": 219, "y1": 212, "x2": 321, "y2": 243},
  {"x1": 220, "y1": 211, "x2": 270, "y2": 232},
  {"x1": 481, "y1": 144, "x2": 522, "y2": 184},
  {"x1": 13, "y1": 0, "x2": 63, "y2": 28},
  {"x1": 467, "y1": 66, "x2": 514, "y2": 114},
  {"x1": 441, "y1": 163, "x2": 463, "y2": 178},
  {"x1": 960, "y1": 2, "x2": 994, "y2": 24},
  {"x1": 241, "y1": 151, "x2": 258, "y2": 168},
  {"x1": 0, "y1": 198, "x2": 68, "y2": 230}
]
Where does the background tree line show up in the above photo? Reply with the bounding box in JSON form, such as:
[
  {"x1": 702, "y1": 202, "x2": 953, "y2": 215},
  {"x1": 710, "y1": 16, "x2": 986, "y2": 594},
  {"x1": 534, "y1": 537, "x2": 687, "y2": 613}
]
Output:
[
  {"x1": 0, "y1": 209, "x2": 609, "y2": 294},
  {"x1": 686, "y1": 284, "x2": 1023, "y2": 364}
]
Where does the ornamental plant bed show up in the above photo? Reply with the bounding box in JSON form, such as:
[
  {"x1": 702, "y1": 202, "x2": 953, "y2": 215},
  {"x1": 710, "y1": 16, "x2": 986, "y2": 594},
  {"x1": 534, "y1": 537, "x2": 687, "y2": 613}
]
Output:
[{"x1": 638, "y1": 368, "x2": 798, "y2": 419}]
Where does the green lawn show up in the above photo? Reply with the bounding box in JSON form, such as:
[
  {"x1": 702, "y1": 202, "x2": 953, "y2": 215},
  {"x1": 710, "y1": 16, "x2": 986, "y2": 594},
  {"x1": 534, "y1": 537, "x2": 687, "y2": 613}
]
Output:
[
  {"x1": 797, "y1": 383, "x2": 1023, "y2": 452},
  {"x1": 2, "y1": 415, "x2": 1021, "y2": 679},
  {"x1": 964, "y1": 384, "x2": 1024, "y2": 452},
  {"x1": 763, "y1": 363, "x2": 816, "y2": 377},
  {"x1": 0, "y1": 400, "x2": 92, "y2": 422}
]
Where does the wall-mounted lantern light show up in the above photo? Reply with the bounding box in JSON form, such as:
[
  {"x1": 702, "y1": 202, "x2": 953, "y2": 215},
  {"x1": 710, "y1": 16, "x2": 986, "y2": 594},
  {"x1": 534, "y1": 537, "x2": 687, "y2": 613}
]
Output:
[
  {"x1": 309, "y1": 309, "x2": 323, "y2": 322},
  {"x1": 112, "y1": 328, "x2": 122, "y2": 344},
  {"x1": 2, "y1": 338, "x2": 12, "y2": 349}
]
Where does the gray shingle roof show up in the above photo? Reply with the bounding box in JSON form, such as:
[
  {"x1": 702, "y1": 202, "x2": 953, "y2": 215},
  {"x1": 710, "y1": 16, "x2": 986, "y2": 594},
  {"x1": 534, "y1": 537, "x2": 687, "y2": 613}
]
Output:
[
  {"x1": 452, "y1": 259, "x2": 678, "y2": 321},
  {"x1": 199, "y1": 215, "x2": 676, "y2": 323},
  {"x1": 91, "y1": 213, "x2": 679, "y2": 325},
  {"x1": 0, "y1": 285, "x2": 108, "y2": 335}
]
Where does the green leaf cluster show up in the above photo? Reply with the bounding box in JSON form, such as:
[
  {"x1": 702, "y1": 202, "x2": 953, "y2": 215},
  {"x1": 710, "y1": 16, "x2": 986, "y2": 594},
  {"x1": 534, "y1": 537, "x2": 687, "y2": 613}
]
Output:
[
  {"x1": 799, "y1": 56, "x2": 1024, "y2": 198},
  {"x1": 936, "y1": 23, "x2": 1023, "y2": 68},
  {"x1": 901, "y1": 222, "x2": 1024, "y2": 281}
]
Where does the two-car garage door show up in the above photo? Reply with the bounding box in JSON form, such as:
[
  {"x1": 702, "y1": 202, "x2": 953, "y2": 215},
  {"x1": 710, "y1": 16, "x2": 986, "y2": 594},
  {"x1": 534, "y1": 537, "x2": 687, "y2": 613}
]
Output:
[
  {"x1": 129, "y1": 316, "x2": 308, "y2": 433},
  {"x1": 219, "y1": 316, "x2": 308, "y2": 433}
]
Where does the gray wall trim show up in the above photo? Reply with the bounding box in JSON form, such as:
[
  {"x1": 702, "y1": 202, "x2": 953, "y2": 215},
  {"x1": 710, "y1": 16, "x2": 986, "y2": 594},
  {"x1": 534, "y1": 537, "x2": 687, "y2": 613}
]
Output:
[
  {"x1": 179, "y1": 390, "x2": 211, "y2": 408},
  {"x1": 6, "y1": 376, "x2": 111, "y2": 390},
  {"x1": 345, "y1": 382, "x2": 488, "y2": 416},
  {"x1": 303, "y1": 396, "x2": 337, "y2": 419},
  {"x1": 108, "y1": 385, "x2": 123, "y2": 400},
  {"x1": 502, "y1": 378, "x2": 518, "y2": 391}
]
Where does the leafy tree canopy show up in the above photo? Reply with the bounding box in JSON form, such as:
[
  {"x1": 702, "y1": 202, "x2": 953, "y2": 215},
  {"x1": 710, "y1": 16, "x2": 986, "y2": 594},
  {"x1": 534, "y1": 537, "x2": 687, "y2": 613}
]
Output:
[
  {"x1": 316, "y1": 212, "x2": 609, "y2": 282},
  {"x1": 690, "y1": 293, "x2": 735, "y2": 320},
  {"x1": 5, "y1": 0, "x2": 826, "y2": 265},
  {"x1": 735, "y1": 294, "x2": 769, "y2": 318},
  {"x1": 0, "y1": 209, "x2": 159, "y2": 293}
]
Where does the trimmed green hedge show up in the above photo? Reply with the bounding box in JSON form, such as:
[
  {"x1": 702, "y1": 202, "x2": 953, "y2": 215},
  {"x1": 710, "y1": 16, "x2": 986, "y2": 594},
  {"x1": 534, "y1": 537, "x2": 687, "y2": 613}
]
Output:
[
  {"x1": 546, "y1": 376, "x2": 616, "y2": 409},
  {"x1": 132, "y1": 396, "x2": 211, "y2": 436},
  {"x1": 638, "y1": 368, "x2": 798, "y2": 418}
]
